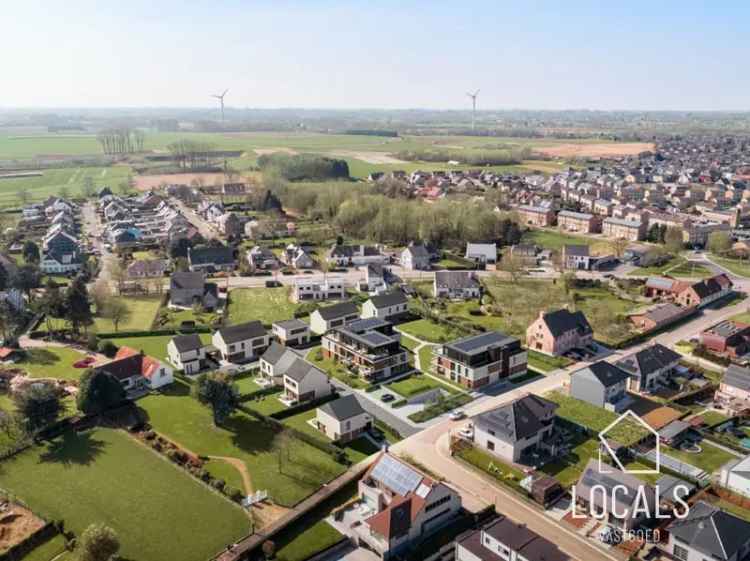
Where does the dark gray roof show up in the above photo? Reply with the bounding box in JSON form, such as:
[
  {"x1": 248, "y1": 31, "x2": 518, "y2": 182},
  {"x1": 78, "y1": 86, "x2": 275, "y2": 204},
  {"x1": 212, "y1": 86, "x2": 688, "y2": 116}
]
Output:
[
  {"x1": 284, "y1": 358, "x2": 326, "y2": 383},
  {"x1": 615, "y1": 343, "x2": 681, "y2": 378},
  {"x1": 540, "y1": 309, "x2": 592, "y2": 337},
  {"x1": 217, "y1": 320, "x2": 266, "y2": 344},
  {"x1": 667, "y1": 501, "x2": 750, "y2": 561},
  {"x1": 639, "y1": 303, "x2": 687, "y2": 323},
  {"x1": 434, "y1": 270, "x2": 480, "y2": 289},
  {"x1": 658, "y1": 420, "x2": 691, "y2": 440},
  {"x1": 318, "y1": 394, "x2": 365, "y2": 421},
  {"x1": 188, "y1": 245, "x2": 235, "y2": 266},
  {"x1": 260, "y1": 341, "x2": 287, "y2": 364},
  {"x1": 655, "y1": 474, "x2": 695, "y2": 504},
  {"x1": 368, "y1": 292, "x2": 408, "y2": 309},
  {"x1": 572, "y1": 361, "x2": 630, "y2": 388},
  {"x1": 474, "y1": 395, "x2": 557, "y2": 443},
  {"x1": 723, "y1": 364, "x2": 750, "y2": 392},
  {"x1": 563, "y1": 244, "x2": 589, "y2": 257},
  {"x1": 446, "y1": 331, "x2": 517, "y2": 354},
  {"x1": 272, "y1": 318, "x2": 308, "y2": 330},
  {"x1": 170, "y1": 271, "x2": 204, "y2": 290},
  {"x1": 170, "y1": 333, "x2": 204, "y2": 353},
  {"x1": 404, "y1": 244, "x2": 430, "y2": 259},
  {"x1": 315, "y1": 301, "x2": 358, "y2": 321},
  {"x1": 574, "y1": 459, "x2": 651, "y2": 515}
]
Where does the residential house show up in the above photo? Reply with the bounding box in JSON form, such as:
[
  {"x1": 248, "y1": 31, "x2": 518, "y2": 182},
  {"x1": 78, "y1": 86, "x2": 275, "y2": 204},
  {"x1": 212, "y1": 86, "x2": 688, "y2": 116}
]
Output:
[
  {"x1": 126, "y1": 259, "x2": 169, "y2": 279},
  {"x1": 327, "y1": 244, "x2": 387, "y2": 267},
  {"x1": 719, "y1": 455, "x2": 750, "y2": 499},
  {"x1": 310, "y1": 301, "x2": 360, "y2": 335},
  {"x1": 40, "y1": 247, "x2": 82, "y2": 274},
  {"x1": 93, "y1": 349, "x2": 173, "y2": 394},
  {"x1": 525, "y1": 309, "x2": 593, "y2": 356},
  {"x1": 700, "y1": 320, "x2": 750, "y2": 358},
  {"x1": 361, "y1": 263, "x2": 387, "y2": 294},
  {"x1": 557, "y1": 210, "x2": 600, "y2": 233},
  {"x1": 573, "y1": 460, "x2": 655, "y2": 532},
  {"x1": 167, "y1": 333, "x2": 209, "y2": 374},
  {"x1": 716, "y1": 364, "x2": 750, "y2": 416},
  {"x1": 187, "y1": 246, "x2": 236, "y2": 273},
  {"x1": 628, "y1": 303, "x2": 696, "y2": 332},
  {"x1": 315, "y1": 394, "x2": 371, "y2": 443},
  {"x1": 644, "y1": 276, "x2": 689, "y2": 299},
  {"x1": 615, "y1": 343, "x2": 681, "y2": 393},
  {"x1": 356, "y1": 453, "x2": 462, "y2": 560},
  {"x1": 433, "y1": 271, "x2": 481, "y2": 299},
  {"x1": 602, "y1": 217, "x2": 646, "y2": 241},
  {"x1": 271, "y1": 318, "x2": 310, "y2": 347},
  {"x1": 169, "y1": 271, "x2": 219, "y2": 310},
  {"x1": 400, "y1": 244, "x2": 431, "y2": 270},
  {"x1": 517, "y1": 205, "x2": 555, "y2": 227},
  {"x1": 432, "y1": 331, "x2": 527, "y2": 389},
  {"x1": 112, "y1": 346, "x2": 174, "y2": 389},
  {"x1": 569, "y1": 361, "x2": 631, "y2": 412},
  {"x1": 561, "y1": 245, "x2": 592, "y2": 270},
  {"x1": 215, "y1": 212, "x2": 243, "y2": 239},
  {"x1": 509, "y1": 244, "x2": 539, "y2": 266},
  {"x1": 473, "y1": 394, "x2": 560, "y2": 463},
  {"x1": 664, "y1": 501, "x2": 750, "y2": 561},
  {"x1": 322, "y1": 318, "x2": 410, "y2": 381},
  {"x1": 281, "y1": 243, "x2": 315, "y2": 269},
  {"x1": 291, "y1": 276, "x2": 346, "y2": 303},
  {"x1": 676, "y1": 274, "x2": 733, "y2": 308},
  {"x1": 247, "y1": 246, "x2": 279, "y2": 270},
  {"x1": 258, "y1": 342, "x2": 299, "y2": 386},
  {"x1": 361, "y1": 292, "x2": 409, "y2": 322},
  {"x1": 212, "y1": 320, "x2": 269, "y2": 363},
  {"x1": 281, "y1": 358, "x2": 332, "y2": 404},
  {"x1": 465, "y1": 243, "x2": 497, "y2": 265},
  {"x1": 455, "y1": 515, "x2": 569, "y2": 561}
]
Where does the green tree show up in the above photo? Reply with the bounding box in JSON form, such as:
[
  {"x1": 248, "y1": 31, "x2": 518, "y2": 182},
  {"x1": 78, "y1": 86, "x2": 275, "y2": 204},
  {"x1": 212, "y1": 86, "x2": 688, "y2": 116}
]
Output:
[
  {"x1": 34, "y1": 279, "x2": 67, "y2": 335},
  {"x1": 99, "y1": 298, "x2": 131, "y2": 332},
  {"x1": 78, "y1": 523, "x2": 120, "y2": 561},
  {"x1": 707, "y1": 231, "x2": 732, "y2": 255},
  {"x1": 11, "y1": 263, "x2": 41, "y2": 298},
  {"x1": 194, "y1": 372, "x2": 238, "y2": 426},
  {"x1": 14, "y1": 383, "x2": 62, "y2": 435},
  {"x1": 664, "y1": 227, "x2": 685, "y2": 254},
  {"x1": 77, "y1": 369, "x2": 126, "y2": 415},
  {"x1": 22, "y1": 240, "x2": 40, "y2": 264},
  {"x1": 65, "y1": 276, "x2": 94, "y2": 335}
]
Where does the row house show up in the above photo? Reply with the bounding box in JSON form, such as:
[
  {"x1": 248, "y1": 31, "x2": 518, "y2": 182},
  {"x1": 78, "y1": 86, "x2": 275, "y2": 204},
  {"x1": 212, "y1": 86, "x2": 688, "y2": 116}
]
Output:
[
  {"x1": 291, "y1": 276, "x2": 346, "y2": 303},
  {"x1": 516, "y1": 205, "x2": 555, "y2": 227},
  {"x1": 602, "y1": 217, "x2": 646, "y2": 241},
  {"x1": 556, "y1": 210, "x2": 600, "y2": 233}
]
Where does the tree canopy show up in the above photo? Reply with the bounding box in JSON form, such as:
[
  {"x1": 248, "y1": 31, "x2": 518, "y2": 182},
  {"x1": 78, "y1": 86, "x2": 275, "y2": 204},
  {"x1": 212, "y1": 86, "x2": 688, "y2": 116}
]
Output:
[
  {"x1": 194, "y1": 373, "x2": 239, "y2": 426},
  {"x1": 77, "y1": 369, "x2": 127, "y2": 415}
]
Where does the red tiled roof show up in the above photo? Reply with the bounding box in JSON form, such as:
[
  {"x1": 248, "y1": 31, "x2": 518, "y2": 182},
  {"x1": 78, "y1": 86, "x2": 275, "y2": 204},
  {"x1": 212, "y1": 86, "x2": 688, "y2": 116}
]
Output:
[{"x1": 0, "y1": 348, "x2": 16, "y2": 359}]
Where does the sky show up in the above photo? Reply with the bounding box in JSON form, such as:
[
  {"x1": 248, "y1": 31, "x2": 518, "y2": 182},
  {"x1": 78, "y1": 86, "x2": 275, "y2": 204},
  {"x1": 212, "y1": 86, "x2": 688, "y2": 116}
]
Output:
[{"x1": 2, "y1": 0, "x2": 749, "y2": 111}]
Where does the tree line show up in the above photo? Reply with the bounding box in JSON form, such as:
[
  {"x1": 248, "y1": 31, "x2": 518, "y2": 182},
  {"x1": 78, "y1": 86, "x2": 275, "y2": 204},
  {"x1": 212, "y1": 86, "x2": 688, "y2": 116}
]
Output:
[
  {"x1": 96, "y1": 128, "x2": 145, "y2": 155},
  {"x1": 394, "y1": 146, "x2": 533, "y2": 166},
  {"x1": 257, "y1": 153, "x2": 350, "y2": 181}
]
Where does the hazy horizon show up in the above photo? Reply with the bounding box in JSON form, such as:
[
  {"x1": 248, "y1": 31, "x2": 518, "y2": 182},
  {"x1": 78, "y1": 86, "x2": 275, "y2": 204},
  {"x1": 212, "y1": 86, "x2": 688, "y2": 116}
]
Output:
[{"x1": 5, "y1": 0, "x2": 749, "y2": 112}]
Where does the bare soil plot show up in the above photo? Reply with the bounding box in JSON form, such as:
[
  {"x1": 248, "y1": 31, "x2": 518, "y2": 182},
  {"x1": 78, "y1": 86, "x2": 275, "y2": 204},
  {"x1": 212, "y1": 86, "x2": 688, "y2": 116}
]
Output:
[
  {"x1": 536, "y1": 142, "x2": 655, "y2": 159},
  {"x1": 253, "y1": 147, "x2": 298, "y2": 156},
  {"x1": 133, "y1": 172, "x2": 236, "y2": 190},
  {"x1": 0, "y1": 503, "x2": 46, "y2": 553},
  {"x1": 329, "y1": 150, "x2": 407, "y2": 164}
]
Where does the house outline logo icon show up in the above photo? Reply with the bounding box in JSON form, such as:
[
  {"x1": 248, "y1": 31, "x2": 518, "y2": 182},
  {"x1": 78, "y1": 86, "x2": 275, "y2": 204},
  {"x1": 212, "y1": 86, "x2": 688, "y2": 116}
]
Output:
[{"x1": 597, "y1": 410, "x2": 660, "y2": 475}]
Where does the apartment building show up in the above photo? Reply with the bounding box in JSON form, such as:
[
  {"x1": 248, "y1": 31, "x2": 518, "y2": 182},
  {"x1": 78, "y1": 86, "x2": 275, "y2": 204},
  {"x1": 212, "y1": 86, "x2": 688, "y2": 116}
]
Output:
[
  {"x1": 602, "y1": 217, "x2": 646, "y2": 241},
  {"x1": 291, "y1": 276, "x2": 346, "y2": 303},
  {"x1": 557, "y1": 210, "x2": 600, "y2": 233},
  {"x1": 517, "y1": 205, "x2": 555, "y2": 227}
]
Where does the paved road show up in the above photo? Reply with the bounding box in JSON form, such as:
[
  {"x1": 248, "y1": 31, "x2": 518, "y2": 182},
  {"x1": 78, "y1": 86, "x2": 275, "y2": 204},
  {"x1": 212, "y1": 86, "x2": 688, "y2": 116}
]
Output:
[
  {"x1": 81, "y1": 201, "x2": 116, "y2": 285},
  {"x1": 173, "y1": 200, "x2": 220, "y2": 241}
]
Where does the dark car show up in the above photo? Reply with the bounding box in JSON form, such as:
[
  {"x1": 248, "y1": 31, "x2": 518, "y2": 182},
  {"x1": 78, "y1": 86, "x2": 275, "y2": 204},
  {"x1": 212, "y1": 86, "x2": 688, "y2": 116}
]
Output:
[{"x1": 380, "y1": 394, "x2": 395, "y2": 403}]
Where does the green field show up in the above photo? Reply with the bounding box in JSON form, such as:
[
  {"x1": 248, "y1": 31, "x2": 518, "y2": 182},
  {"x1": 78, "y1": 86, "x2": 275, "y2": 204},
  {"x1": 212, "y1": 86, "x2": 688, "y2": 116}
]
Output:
[
  {"x1": 710, "y1": 254, "x2": 750, "y2": 278},
  {"x1": 397, "y1": 318, "x2": 464, "y2": 343},
  {"x1": 386, "y1": 372, "x2": 459, "y2": 397},
  {"x1": 93, "y1": 296, "x2": 162, "y2": 333},
  {"x1": 138, "y1": 380, "x2": 346, "y2": 506},
  {"x1": 108, "y1": 333, "x2": 212, "y2": 361},
  {"x1": 19, "y1": 534, "x2": 68, "y2": 561},
  {"x1": 17, "y1": 347, "x2": 87, "y2": 381},
  {"x1": 521, "y1": 229, "x2": 596, "y2": 251},
  {"x1": 227, "y1": 287, "x2": 304, "y2": 325},
  {"x1": 663, "y1": 442, "x2": 736, "y2": 474},
  {"x1": 0, "y1": 428, "x2": 250, "y2": 561}
]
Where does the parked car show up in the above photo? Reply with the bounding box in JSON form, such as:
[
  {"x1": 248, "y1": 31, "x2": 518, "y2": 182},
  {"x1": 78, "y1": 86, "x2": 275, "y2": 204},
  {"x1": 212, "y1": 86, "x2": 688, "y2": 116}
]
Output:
[
  {"x1": 449, "y1": 410, "x2": 465, "y2": 421},
  {"x1": 380, "y1": 394, "x2": 395, "y2": 403}
]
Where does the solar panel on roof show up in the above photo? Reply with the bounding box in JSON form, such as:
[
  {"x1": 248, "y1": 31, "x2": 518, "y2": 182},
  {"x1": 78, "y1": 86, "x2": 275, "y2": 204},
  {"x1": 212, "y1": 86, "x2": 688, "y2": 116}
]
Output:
[{"x1": 371, "y1": 455, "x2": 422, "y2": 496}]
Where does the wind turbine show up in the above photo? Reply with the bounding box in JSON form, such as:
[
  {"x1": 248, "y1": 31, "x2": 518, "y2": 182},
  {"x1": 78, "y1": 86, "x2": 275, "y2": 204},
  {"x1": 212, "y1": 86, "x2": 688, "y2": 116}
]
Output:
[
  {"x1": 467, "y1": 89, "x2": 480, "y2": 131},
  {"x1": 211, "y1": 89, "x2": 229, "y2": 122}
]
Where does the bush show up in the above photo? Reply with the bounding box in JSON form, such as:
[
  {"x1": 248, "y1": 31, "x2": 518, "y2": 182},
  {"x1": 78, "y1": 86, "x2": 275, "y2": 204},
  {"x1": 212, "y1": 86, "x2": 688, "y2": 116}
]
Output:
[
  {"x1": 365, "y1": 384, "x2": 380, "y2": 393},
  {"x1": 211, "y1": 478, "x2": 225, "y2": 491},
  {"x1": 392, "y1": 399, "x2": 408, "y2": 408},
  {"x1": 86, "y1": 334, "x2": 99, "y2": 351},
  {"x1": 97, "y1": 339, "x2": 119, "y2": 358},
  {"x1": 224, "y1": 486, "x2": 243, "y2": 501}
]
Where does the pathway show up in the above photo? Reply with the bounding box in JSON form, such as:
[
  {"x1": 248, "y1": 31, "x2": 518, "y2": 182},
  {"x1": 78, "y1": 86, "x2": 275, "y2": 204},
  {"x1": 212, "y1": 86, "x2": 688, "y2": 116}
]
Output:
[{"x1": 209, "y1": 455, "x2": 254, "y2": 494}]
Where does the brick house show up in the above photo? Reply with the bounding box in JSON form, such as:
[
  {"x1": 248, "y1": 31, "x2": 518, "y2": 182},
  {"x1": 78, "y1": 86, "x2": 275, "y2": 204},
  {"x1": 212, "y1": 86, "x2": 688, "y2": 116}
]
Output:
[
  {"x1": 526, "y1": 309, "x2": 593, "y2": 356},
  {"x1": 517, "y1": 205, "x2": 555, "y2": 227},
  {"x1": 556, "y1": 210, "x2": 600, "y2": 233},
  {"x1": 676, "y1": 274, "x2": 733, "y2": 308},
  {"x1": 700, "y1": 320, "x2": 750, "y2": 358}
]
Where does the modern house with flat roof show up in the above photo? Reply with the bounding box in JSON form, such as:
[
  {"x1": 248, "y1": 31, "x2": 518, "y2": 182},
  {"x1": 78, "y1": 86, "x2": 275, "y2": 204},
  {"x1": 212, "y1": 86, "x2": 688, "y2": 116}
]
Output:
[{"x1": 432, "y1": 331, "x2": 527, "y2": 389}]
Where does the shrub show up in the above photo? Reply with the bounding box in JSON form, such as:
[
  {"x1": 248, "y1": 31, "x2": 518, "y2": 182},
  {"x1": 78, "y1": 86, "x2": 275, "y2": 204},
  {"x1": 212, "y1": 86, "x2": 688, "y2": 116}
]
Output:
[
  {"x1": 392, "y1": 399, "x2": 408, "y2": 408},
  {"x1": 86, "y1": 334, "x2": 99, "y2": 351},
  {"x1": 211, "y1": 478, "x2": 226, "y2": 491},
  {"x1": 97, "y1": 339, "x2": 118, "y2": 358}
]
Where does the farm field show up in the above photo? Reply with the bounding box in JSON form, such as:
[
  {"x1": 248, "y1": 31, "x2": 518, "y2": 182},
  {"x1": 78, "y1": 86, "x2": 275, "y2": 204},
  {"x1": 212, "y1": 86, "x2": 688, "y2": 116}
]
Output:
[
  {"x1": 17, "y1": 347, "x2": 87, "y2": 381},
  {"x1": 138, "y1": 380, "x2": 346, "y2": 506},
  {"x1": 93, "y1": 296, "x2": 162, "y2": 333},
  {"x1": 227, "y1": 287, "x2": 304, "y2": 325},
  {"x1": 0, "y1": 428, "x2": 251, "y2": 561}
]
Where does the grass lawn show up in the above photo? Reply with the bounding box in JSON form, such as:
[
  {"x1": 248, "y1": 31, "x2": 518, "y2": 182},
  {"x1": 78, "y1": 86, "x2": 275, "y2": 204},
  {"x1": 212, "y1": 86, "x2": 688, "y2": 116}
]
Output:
[
  {"x1": 234, "y1": 375, "x2": 262, "y2": 395},
  {"x1": 281, "y1": 410, "x2": 380, "y2": 463},
  {"x1": 667, "y1": 260, "x2": 712, "y2": 278},
  {"x1": 241, "y1": 389, "x2": 287, "y2": 416},
  {"x1": 527, "y1": 350, "x2": 573, "y2": 373},
  {"x1": 386, "y1": 372, "x2": 458, "y2": 397},
  {"x1": 93, "y1": 296, "x2": 162, "y2": 333},
  {"x1": 227, "y1": 287, "x2": 303, "y2": 325},
  {"x1": 154, "y1": 306, "x2": 220, "y2": 330},
  {"x1": 21, "y1": 534, "x2": 67, "y2": 561},
  {"x1": 417, "y1": 345, "x2": 436, "y2": 373},
  {"x1": 731, "y1": 310, "x2": 750, "y2": 323},
  {"x1": 521, "y1": 229, "x2": 594, "y2": 251},
  {"x1": 17, "y1": 347, "x2": 86, "y2": 381},
  {"x1": 205, "y1": 458, "x2": 247, "y2": 492},
  {"x1": 138, "y1": 381, "x2": 346, "y2": 506},
  {"x1": 696, "y1": 410, "x2": 730, "y2": 427},
  {"x1": 456, "y1": 445, "x2": 526, "y2": 492},
  {"x1": 545, "y1": 391, "x2": 650, "y2": 446},
  {"x1": 408, "y1": 393, "x2": 473, "y2": 423},
  {"x1": 0, "y1": 428, "x2": 250, "y2": 561},
  {"x1": 397, "y1": 319, "x2": 464, "y2": 343},
  {"x1": 627, "y1": 257, "x2": 681, "y2": 277},
  {"x1": 623, "y1": 461, "x2": 663, "y2": 485},
  {"x1": 400, "y1": 335, "x2": 420, "y2": 352},
  {"x1": 306, "y1": 347, "x2": 368, "y2": 390},
  {"x1": 276, "y1": 520, "x2": 342, "y2": 561},
  {"x1": 710, "y1": 254, "x2": 750, "y2": 278},
  {"x1": 539, "y1": 436, "x2": 599, "y2": 488},
  {"x1": 664, "y1": 442, "x2": 737, "y2": 474},
  {"x1": 108, "y1": 333, "x2": 212, "y2": 361}
]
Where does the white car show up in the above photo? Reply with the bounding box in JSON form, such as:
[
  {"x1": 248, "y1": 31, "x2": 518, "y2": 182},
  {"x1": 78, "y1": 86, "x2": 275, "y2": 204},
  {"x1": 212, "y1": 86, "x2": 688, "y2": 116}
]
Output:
[
  {"x1": 458, "y1": 425, "x2": 474, "y2": 440},
  {"x1": 449, "y1": 410, "x2": 466, "y2": 421}
]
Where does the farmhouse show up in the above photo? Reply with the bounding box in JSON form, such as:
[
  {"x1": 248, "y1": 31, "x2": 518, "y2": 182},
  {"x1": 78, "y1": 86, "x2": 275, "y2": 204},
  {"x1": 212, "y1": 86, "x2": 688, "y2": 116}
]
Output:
[
  {"x1": 361, "y1": 292, "x2": 409, "y2": 322},
  {"x1": 212, "y1": 321, "x2": 269, "y2": 363},
  {"x1": 473, "y1": 394, "x2": 560, "y2": 464},
  {"x1": 310, "y1": 301, "x2": 360, "y2": 335},
  {"x1": 433, "y1": 331, "x2": 527, "y2": 389},
  {"x1": 569, "y1": 361, "x2": 631, "y2": 412},
  {"x1": 167, "y1": 333, "x2": 210, "y2": 375},
  {"x1": 433, "y1": 271, "x2": 481, "y2": 299},
  {"x1": 315, "y1": 394, "x2": 371, "y2": 443},
  {"x1": 525, "y1": 309, "x2": 593, "y2": 356},
  {"x1": 356, "y1": 453, "x2": 462, "y2": 560}
]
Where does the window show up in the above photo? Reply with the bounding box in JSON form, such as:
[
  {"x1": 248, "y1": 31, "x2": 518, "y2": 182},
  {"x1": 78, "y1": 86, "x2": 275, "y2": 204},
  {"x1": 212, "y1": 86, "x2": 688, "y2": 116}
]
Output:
[
  {"x1": 425, "y1": 495, "x2": 451, "y2": 512},
  {"x1": 487, "y1": 441, "x2": 495, "y2": 451},
  {"x1": 673, "y1": 544, "x2": 688, "y2": 561}
]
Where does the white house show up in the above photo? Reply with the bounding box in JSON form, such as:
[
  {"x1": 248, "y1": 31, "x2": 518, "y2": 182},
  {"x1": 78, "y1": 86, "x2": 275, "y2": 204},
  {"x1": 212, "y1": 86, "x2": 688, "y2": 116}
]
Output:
[
  {"x1": 310, "y1": 301, "x2": 359, "y2": 335},
  {"x1": 258, "y1": 342, "x2": 299, "y2": 386},
  {"x1": 719, "y1": 455, "x2": 750, "y2": 498},
  {"x1": 212, "y1": 321, "x2": 269, "y2": 363},
  {"x1": 400, "y1": 244, "x2": 431, "y2": 270},
  {"x1": 361, "y1": 292, "x2": 409, "y2": 321},
  {"x1": 113, "y1": 346, "x2": 174, "y2": 390},
  {"x1": 291, "y1": 276, "x2": 346, "y2": 303},
  {"x1": 40, "y1": 249, "x2": 82, "y2": 274},
  {"x1": 315, "y1": 394, "x2": 371, "y2": 443},
  {"x1": 282, "y1": 359, "x2": 332, "y2": 404},
  {"x1": 167, "y1": 333, "x2": 208, "y2": 374},
  {"x1": 271, "y1": 318, "x2": 310, "y2": 347}
]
